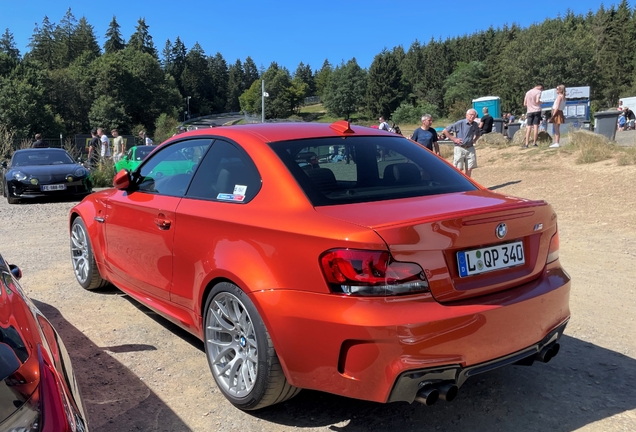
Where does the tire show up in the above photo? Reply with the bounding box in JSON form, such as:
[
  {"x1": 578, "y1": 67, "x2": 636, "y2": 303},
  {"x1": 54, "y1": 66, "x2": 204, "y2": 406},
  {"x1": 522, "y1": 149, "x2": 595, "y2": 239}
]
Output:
[
  {"x1": 70, "y1": 217, "x2": 109, "y2": 290},
  {"x1": 203, "y1": 282, "x2": 300, "y2": 410},
  {"x1": 6, "y1": 190, "x2": 19, "y2": 204}
]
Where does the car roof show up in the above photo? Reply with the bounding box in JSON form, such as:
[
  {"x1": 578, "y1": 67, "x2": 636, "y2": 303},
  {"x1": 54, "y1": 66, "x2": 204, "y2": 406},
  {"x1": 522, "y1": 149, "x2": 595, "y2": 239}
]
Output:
[
  {"x1": 13, "y1": 148, "x2": 69, "y2": 154},
  {"x1": 165, "y1": 122, "x2": 394, "y2": 145}
]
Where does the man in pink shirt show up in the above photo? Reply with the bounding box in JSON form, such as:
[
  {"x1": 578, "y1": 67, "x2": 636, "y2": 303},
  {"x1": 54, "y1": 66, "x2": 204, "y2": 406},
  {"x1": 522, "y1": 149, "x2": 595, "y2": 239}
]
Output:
[{"x1": 523, "y1": 84, "x2": 543, "y2": 148}]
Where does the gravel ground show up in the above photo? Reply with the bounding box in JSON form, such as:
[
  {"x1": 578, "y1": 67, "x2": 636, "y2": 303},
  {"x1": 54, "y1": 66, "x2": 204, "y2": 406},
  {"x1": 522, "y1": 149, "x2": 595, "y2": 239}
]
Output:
[{"x1": 1, "y1": 143, "x2": 635, "y2": 431}]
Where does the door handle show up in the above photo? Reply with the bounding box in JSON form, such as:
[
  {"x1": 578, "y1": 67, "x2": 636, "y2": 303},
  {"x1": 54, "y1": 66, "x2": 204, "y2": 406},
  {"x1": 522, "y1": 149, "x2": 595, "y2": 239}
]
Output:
[{"x1": 154, "y1": 213, "x2": 172, "y2": 230}]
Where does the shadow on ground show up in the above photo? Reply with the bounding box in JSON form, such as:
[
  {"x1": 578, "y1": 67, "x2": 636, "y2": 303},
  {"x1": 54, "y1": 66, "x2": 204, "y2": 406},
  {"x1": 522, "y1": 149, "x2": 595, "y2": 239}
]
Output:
[
  {"x1": 34, "y1": 300, "x2": 193, "y2": 432},
  {"x1": 251, "y1": 335, "x2": 635, "y2": 432}
]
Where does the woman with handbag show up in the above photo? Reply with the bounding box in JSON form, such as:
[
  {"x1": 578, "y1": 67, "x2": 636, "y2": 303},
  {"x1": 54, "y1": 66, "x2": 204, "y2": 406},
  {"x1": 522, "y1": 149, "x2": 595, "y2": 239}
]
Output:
[{"x1": 549, "y1": 85, "x2": 566, "y2": 148}]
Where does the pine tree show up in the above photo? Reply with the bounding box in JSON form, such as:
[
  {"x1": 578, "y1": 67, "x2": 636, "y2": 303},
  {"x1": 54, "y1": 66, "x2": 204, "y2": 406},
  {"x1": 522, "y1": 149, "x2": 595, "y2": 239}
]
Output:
[
  {"x1": 243, "y1": 56, "x2": 259, "y2": 89},
  {"x1": 75, "y1": 17, "x2": 101, "y2": 60},
  {"x1": 226, "y1": 59, "x2": 245, "y2": 111},
  {"x1": 27, "y1": 16, "x2": 57, "y2": 69},
  {"x1": 0, "y1": 29, "x2": 21, "y2": 61},
  {"x1": 104, "y1": 16, "x2": 125, "y2": 54},
  {"x1": 366, "y1": 48, "x2": 403, "y2": 119},
  {"x1": 314, "y1": 59, "x2": 332, "y2": 99},
  {"x1": 208, "y1": 52, "x2": 228, "y2": 112},
  {"x1": 54, "y1": 8, "x2": 77, "y2": 67},
  {"x1": 128, "y1": 18, "x2": 157, "y2": 58},
  {"x1": 294, "y1": 62, "x2": 315, "y2": 96},
  {"x1": 323, "y1": 58, "x2": 367, "y2": 119}
]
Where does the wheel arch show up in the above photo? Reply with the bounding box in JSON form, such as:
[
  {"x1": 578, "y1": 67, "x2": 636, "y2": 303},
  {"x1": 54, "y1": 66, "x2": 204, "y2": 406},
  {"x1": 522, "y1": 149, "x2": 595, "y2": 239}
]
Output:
[
  {"x1": 198, "y1": 276, "x2": 294, "y2": 383},
  {"x1": 69, "y1": 206, "x2": 107, "y2": 271}
]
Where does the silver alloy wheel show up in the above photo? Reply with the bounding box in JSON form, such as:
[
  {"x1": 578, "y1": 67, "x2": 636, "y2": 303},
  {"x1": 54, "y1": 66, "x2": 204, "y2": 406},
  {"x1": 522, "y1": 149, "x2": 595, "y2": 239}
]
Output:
[
  {"x1": 71, "y1": 222, "x2": 90, "y2": 284},
  {"x1": 206, "y1": 292, "x2": 258, "y2": 398}
]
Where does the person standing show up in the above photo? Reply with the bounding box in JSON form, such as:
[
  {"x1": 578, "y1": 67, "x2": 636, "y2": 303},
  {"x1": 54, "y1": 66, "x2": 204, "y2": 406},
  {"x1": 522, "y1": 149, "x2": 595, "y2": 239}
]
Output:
[
  {"x1": 549, "y1": 85, "x2": 566, "y2": 148},
  {"x1": 378, "y1": 116, "x2": 391, "y2": 132},
  {"x1": 524, "y1": 84, "x2": 543, "y2": 148},
  {"x1": 87, "y1": 129, "x2": 100, "y2": 169},
  {"x1": 443, "y1": 108, "x2": 480, "y2": 178},
  {"x1": 31, "y1": 133, "x2": 47, "y2": 148},
  {"x1": 139, "y1": 130, "x2": 154, "y2": 145},
  {"x1": 97, "y1": 128, "x2": 111, "y2": 161},
  {"x1": 624, "y1": 106, "x2": 635, "y2": 130},
  {"x1": 111, "y1": 128, "x2": 125, "y2": 162},
  {"x1": 479, "y1": 107, "x2": 494, "y2": 134},
  {"x1": 411, "y1": 114, "x2": 440, "y2": 155}
]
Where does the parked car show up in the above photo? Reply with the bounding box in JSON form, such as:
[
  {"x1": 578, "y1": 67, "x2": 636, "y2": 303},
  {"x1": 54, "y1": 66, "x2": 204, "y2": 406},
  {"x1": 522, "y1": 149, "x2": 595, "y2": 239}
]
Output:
[
  {"x1": 114, "y1": 145, "x2": 156, "y2": 173},
  {"x1": 68, "y1": 121, "x2": 570, "y2": 410},
  {"x1": 1, "y1": 148, "x2": 92, "y2": 204},
  {"x1": 0, "y1": 253, "x2": 89, "y2": 431}
]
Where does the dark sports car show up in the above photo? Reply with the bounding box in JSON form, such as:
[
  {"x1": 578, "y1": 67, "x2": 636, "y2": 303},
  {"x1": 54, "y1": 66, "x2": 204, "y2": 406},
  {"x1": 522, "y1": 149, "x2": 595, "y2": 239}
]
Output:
[
  {"x1": 0, "y1": 252, "x2": 89, "y2": 431},
  {"x1": 1, "y1": 148, "x2": 92, "y2": 204}
]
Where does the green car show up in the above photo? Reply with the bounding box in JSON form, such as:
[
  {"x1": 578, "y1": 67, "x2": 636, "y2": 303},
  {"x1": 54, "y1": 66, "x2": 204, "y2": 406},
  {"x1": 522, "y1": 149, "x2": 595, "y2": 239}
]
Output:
[{"x1": 115, "y1": 145, "x2": 157, "y2": 173}]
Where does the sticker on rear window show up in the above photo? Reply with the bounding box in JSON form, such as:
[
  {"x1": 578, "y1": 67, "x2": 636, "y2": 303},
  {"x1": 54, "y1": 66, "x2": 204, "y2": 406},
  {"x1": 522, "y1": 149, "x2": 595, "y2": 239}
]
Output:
[
  {"x1": 233, "y1": 185, "x2": 247, "y2": 196},
  {"x1": 217, "y1": 193, "x2": 245, "y2": 202}
]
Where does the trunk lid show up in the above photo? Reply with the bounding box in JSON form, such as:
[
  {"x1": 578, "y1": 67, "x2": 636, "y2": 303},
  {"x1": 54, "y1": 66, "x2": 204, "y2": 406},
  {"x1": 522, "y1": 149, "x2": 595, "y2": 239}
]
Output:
[{"x1": 315, "y1": 190, "x2": 557, "y2": 302}]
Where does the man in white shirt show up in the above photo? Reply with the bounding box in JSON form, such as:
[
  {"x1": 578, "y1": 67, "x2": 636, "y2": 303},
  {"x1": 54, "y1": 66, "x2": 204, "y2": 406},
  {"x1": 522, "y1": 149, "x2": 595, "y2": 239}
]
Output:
[
  {"x1": 97, "y1": 128, "x2": 111, "y2": 161},
  {"x1": 378, "y1": 117, "x2": 391, "y2": 132}
]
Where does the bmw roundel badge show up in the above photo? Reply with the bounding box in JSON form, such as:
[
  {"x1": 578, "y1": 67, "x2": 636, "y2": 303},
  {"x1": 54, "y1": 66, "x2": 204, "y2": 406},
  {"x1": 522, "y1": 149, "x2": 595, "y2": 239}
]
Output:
[{"x1": 496, "y1": 223, "x2": 507, "y2": 239}]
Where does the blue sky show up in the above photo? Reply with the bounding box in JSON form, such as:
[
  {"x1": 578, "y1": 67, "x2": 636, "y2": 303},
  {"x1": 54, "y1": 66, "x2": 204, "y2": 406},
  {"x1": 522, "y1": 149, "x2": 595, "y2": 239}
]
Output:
[{"x1": 1, "y1": 0, "x2": 615, "y2": 72}]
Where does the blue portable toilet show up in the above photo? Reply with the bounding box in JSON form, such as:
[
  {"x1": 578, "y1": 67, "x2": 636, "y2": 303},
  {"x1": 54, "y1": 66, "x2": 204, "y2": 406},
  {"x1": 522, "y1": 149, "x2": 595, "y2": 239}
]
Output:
[{"x1": 472, "y1": 96, "x2": 501, "y2": 119}]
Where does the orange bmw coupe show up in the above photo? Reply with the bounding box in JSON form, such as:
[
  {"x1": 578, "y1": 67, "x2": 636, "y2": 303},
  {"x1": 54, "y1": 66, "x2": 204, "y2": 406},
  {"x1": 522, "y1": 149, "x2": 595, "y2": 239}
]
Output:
[{"x1": 69, "y1": 121, "x2": 570, "y2": 410}]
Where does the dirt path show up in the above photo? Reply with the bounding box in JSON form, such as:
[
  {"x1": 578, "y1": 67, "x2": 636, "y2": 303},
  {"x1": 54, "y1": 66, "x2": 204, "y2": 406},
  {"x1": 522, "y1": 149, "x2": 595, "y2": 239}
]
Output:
[{"x1": 0, "y1": 143, "x2": 635, "y2": 431}]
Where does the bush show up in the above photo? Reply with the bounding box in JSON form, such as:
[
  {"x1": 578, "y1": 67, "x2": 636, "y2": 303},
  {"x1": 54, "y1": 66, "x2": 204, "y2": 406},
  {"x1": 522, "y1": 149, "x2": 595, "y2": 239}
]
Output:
[
  {"x1": 391, "y1": 102, "x2": 440, "y2": 125},
  {"x1": 90, "y1": 161, "x2": 116, "y2": 187}
]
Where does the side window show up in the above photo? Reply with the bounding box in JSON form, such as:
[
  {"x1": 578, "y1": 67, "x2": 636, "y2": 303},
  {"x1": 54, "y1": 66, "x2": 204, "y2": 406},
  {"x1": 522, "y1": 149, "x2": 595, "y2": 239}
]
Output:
[
  {"x1": 186, "y1": 140, "x2": 261, "y2": 203},
  {"x1": 136, "y1": 139, "x2": 211, "y2": 196}
]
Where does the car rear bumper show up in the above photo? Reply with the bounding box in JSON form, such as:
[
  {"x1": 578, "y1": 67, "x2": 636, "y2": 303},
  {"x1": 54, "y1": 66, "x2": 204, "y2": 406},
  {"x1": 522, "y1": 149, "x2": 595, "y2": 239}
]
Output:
[
  {"x1": 251, "y1": 264, "x2": 570, "y2": 403},
  {"x1": 387, "y1": 318, "x2": 567, "y2": 403}
]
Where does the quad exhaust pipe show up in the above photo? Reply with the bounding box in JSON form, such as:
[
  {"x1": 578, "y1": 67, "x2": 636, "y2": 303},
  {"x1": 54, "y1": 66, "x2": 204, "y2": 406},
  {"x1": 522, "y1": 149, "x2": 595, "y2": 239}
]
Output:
[
  {"x1": 415, "y1": 382, "x2": 459, "y2": 406},
  {"x1": 415, "y1": 343, "x2": 561, "y2": 406}
]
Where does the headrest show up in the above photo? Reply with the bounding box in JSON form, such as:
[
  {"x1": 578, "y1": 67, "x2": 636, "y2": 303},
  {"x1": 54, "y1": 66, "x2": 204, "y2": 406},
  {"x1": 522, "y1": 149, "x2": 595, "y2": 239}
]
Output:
[{"x1": 383, "y1": 163, "x2": 421, "y2": 184}]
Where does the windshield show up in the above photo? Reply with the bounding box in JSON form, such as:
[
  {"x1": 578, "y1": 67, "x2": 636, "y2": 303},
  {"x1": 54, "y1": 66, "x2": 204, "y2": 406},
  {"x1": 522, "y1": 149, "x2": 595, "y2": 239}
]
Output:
[
  {"x1": 133, "y1": 146, "x2": 156, "y2": 161},
  {"x1": 270, "y1": 136, "x2": 477, "y2": 206},
  {"x1": 12, "y1": 150, "x2": 74, "y2": 166}
]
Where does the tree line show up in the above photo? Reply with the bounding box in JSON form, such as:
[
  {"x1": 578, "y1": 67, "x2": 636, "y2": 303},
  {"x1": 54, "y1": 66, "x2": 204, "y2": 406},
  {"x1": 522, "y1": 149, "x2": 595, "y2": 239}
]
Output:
[{"x1": 1, "y1": 2, "x2": 635, "y2": 143}]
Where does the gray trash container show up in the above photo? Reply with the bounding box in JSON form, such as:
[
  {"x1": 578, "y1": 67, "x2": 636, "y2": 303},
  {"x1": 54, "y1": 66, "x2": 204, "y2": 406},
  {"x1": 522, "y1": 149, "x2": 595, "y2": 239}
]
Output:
[
  {"x1": 593, "y1": 110, "x2": 621, "y2": 141},
  {"x1": 492, "y1": 118, "x2": 504, "y2": 133},
  {"x1": 507, "y1": 122, "x2": 522, "y2": 138}
]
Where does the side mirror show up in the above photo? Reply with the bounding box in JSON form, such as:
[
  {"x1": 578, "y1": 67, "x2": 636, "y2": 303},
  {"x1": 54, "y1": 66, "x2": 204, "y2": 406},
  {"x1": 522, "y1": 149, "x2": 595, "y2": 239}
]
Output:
[
  {"x1": 113, "y1": 169, "x2": 131, "y2": 190},
  {"x1": 9, "y1": 264, "x2": 22, "y2": 280}
]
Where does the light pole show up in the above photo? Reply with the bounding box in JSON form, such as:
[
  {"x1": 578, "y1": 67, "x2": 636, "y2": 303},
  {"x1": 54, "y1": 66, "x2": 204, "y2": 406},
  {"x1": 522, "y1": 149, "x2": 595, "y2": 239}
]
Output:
[
  {"x1": 261, "y1": 81, "x2": 269, "y2": 123},
  {"x1": 186, "y1": 96, "x2": 191, "y2": 120}
]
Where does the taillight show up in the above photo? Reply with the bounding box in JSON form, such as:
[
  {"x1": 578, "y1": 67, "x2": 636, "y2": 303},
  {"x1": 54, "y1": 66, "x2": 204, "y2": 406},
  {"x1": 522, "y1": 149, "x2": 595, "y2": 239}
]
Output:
[
  {"x1": 320, "y1": 249, "x2": 429, "y2": 296},
  {"x1": 546, "y1": 231, "x2": 559, "y2": 263}
]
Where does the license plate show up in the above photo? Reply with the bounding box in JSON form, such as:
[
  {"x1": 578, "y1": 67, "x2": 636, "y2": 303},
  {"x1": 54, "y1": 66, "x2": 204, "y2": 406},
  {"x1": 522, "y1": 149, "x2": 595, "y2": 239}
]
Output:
[
  {"x1": 457, "y1": 241, "x2": 525, "y2": 277},
  {"x1": 41, "y1": 184, "x2": 67, "y2": 191}
]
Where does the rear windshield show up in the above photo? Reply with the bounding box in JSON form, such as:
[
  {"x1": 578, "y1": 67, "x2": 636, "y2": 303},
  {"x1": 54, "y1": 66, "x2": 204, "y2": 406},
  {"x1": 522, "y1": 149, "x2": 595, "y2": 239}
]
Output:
[{"x1": 269, "y1": 136, "x2": 477, "y2": 206}]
